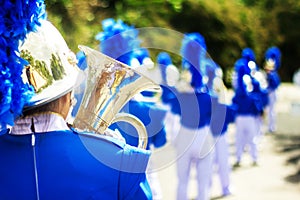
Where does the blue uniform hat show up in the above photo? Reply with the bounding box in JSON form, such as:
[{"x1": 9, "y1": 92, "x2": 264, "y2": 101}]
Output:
[
  {"x1": 101, "y1": 18, "x2": 116, "y2": 33},
  {"x1": 202, "y1": 57, "x2": 218, "y2": 92},
  {"x1": 131, "y1": 48, "x2": 150, "y2": 66},
  {"x1": 265, "y1": 46, "x2": 281, "y2": 70},
  {"x1": 155, "y1": 52, "x2": 179, "y2": 103},
  {"x1": 157, "y1": 52, "x2": 172, "y2": 66},
  {"x1": 181, "y1": 32, "x2": 207, "y2": 69},
  {"x1": 241, "y1": 47, "x2": 256, "y2": 62},
  {"x1": 204, "y1": 58, "x2": 218, "y2": 79},
  {"x1": 180, "y1": 32, "x2": 207, "y2": 89},
  {"x1": 0, "y1": 0, "x2": 46, "y2": 127},
  {"x1": 157, "y1": 52, "x2": 172, "y2": 84},
  {"x1": 95, "y1": 18, "x2": 140, "y2": 65},
  {"x1": 235, "y1": 58, "x2": 251, "y2": 94}
]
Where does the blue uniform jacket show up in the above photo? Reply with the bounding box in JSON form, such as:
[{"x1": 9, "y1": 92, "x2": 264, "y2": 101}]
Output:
[
  {"x1": 109, "y1": 100, "x2": 167, "y2": 149},
  {"x1": 165, "y1": 89, "x2": 212, "y2": 129},
  {"x1": 266, "y1": 71, "x2": 281, "y2": 91},
  {"x1": 210, "y1": 97, "x2": 237, "y2": 137},
  {"x1": 0, "y1": 129, "x2": 152, "y2": 200},
  {"x1": 232, "y1": 89, "x2": 264, "y2": 116},
  {"x1": 251, "y1": 82, "x2": 269, "y2": 111}
]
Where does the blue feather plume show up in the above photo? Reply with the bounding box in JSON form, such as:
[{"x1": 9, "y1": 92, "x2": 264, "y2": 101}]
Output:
[
  {"x1": 241, "y1": 48, "x2": 256, "y2": 62},
  {"x1": 76, "y1": 51, "x2": 87, "y2": 70},
  {"x1": 95, "y1": 18, "x2": 141, "y2": 65},
  {"x1": 203, "y1": 57, "x2": 218, "y2": 90},
  {"x1": 180, "y1": 32, "x2": 207, "y2": 89},
  {"x1": 0, "y1": 0, "x2": 46, "y2": 127},
  {"x1": 265, "y1": 46, "x2": 281, "y2": 70},
  {"x1": 235, "y1": 58, "x2": 250, "y2": 94},
  {"x1": 240, "y1": 48, "x2": 260, "y2": 75}
]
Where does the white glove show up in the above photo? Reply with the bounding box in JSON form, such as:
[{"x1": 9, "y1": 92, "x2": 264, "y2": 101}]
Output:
[{"x1": 104, "y1": 128, "x2": 126, "y2": 143}]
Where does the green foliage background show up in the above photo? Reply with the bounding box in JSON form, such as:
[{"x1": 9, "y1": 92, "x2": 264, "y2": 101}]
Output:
[{"x1": 45, "y1": 0, "x2": 300, "y2": 86}]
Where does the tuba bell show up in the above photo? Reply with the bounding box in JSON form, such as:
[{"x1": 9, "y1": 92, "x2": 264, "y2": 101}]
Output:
[{"x1": 72, "y1": 45, "x2": 160, "y2": 149}]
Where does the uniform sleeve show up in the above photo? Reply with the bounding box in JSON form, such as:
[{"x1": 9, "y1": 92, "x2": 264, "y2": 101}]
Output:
[
  {"x1": 260, "y1": 90, "x2": 269, "y2": 108},
  {"x1": 147, "y1": 107, "x2": 167, "y2": 148},
  {"x1": 210, "y1": 98, "x2": 237, "y2": 137},
  {"x1": 161, "y1": 85, "x2": 177, "y2": 105},
  {"x1": 210, "y1": 100, "x2": 226, "y2": 137},
  {"x1": 227, "y1": 104, "x2": 237, "y2": 123},
  {"x1": 161, "y1": 88, "x2": 181, "y2": 115},
  {"x1": 119, "y1": 145, "x2": 152, "y2": 200},
  {"x1": 150, "y1": 128, "x2": 167, "y2": 148},
  {"x1": 120, "y1": 172, "x2": 152, "y2": 200},
  {"x1": 251, "y1": 94, "x2": 264, "y2": 115},
  {"x1": 267, "y1": 72, "x2": 281, "y2": 90}
]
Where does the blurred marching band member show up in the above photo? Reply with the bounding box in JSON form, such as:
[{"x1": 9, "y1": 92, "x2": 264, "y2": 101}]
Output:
[
  {"x1": 161, "y1": 32, "x2": 215, "y2": 200},
  {"x1": 232, "y1": 48, "x2": 263, "y2": 90},
  {"x1": 203, "y1": 58, "x2": 236, "y2": 197},
  {"x1": 264, "y1": 46, "x2": 281, "y2": 133},
  {"x1": 95, "y1": 18, "x2": 140, "y2": 66},
  {"x1": 129, "y1": 50, "x2": 181, "y2": 200},
  {"x1": 250, "y1": 77, "x2": 269, "y2": 144},
  {"x1": 293, "y1": 69, "x2": 300, "y2": 86},
  {"x1": 232, "y1": 58, "x2": 265, "y2": 168},
  {"x1": 231, "y1": 49, "x2": 254, "y2": 91},
  {"x1": 96, "y1": 18, "x2": 169, "y2": 199},
  {"x1": 242, "y1": 48, "x2": 269, "y2": 138},
  {"x1": 155, "y1": 52, "x2": 181, "y2": 144},
  {"x1": 131, "y1": 48, "x2": 163, "y2": 85},
  {"x1": 0, "y1": 2, "x2": 152, "y2": 199}
]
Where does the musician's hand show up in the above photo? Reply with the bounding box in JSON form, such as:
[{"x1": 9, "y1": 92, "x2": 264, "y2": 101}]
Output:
[{"x1": 104, "y1": 128, "x2": 126, "y2": 143}]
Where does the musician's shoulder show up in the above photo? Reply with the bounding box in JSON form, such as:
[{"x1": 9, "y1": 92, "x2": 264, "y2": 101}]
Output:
[
  {"x1": 72, "y1": 128, "x2": 151, "y2": 173},
  {"x1": 72, "y1": 128, "x2": 125, "y2": 148},
  {"x1": 72, "y1": 128, "x2": 150, "y2": 154}
]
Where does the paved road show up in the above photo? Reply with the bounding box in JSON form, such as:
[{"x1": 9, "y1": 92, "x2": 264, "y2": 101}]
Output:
[{"x1": 149, "y1": 83, "x2": 300, "y2": 200}]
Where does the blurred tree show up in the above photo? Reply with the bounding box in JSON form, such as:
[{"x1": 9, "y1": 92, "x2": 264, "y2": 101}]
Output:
[{"x1": 45, "y1": 0, "x2": 300, "y2": 84}]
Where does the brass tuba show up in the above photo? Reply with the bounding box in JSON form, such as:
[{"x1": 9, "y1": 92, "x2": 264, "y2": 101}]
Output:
[{"x1": 73, "y1": 45, "x2": 160, "y2": 149}]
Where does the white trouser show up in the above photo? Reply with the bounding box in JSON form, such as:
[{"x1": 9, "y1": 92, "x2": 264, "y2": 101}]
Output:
[
  {"x1": 255, "y1": 115, "x2": 264, "y2": 145},
  {"x1": 146, "y1": 159, "x2": 162, "y2": 200},
  {"x1": 174, "y1": 125, "x2": 214, "y2": 200},
  {"x1": 268, "y1": 90, "x2": 277, "y2": 132},
  {"x1": 214, "y1": 134, "x2": 231, "y2": 191},
  {"x1": 164, "y1": 111, "x2": 181, "y2": 144},
  {"x1": 235, "y1": 115, "x2": 258, "y2": 162}
]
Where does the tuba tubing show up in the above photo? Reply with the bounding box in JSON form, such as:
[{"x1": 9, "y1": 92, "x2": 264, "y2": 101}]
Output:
[
  {"x1": 112, "y1": 113, "x2": 148, "y2": 149},
  {"x1": 72, "y1": 45, "x2": 160, "y2": 149}
]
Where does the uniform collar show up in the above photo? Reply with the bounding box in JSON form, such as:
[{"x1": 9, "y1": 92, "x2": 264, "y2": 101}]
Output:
[{"x1": 11, "y1": 112, "x2": 69, "y2": 135}]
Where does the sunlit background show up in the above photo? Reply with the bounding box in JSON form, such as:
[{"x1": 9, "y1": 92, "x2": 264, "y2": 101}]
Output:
[{"x1": 46, "y1": 0, "x2": 300, "y2": 87}]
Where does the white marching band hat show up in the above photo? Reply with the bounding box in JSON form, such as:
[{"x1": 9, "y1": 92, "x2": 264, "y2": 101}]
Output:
[{"x1": 20, "y1": 20, "x2": 82, "y2": 110}]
